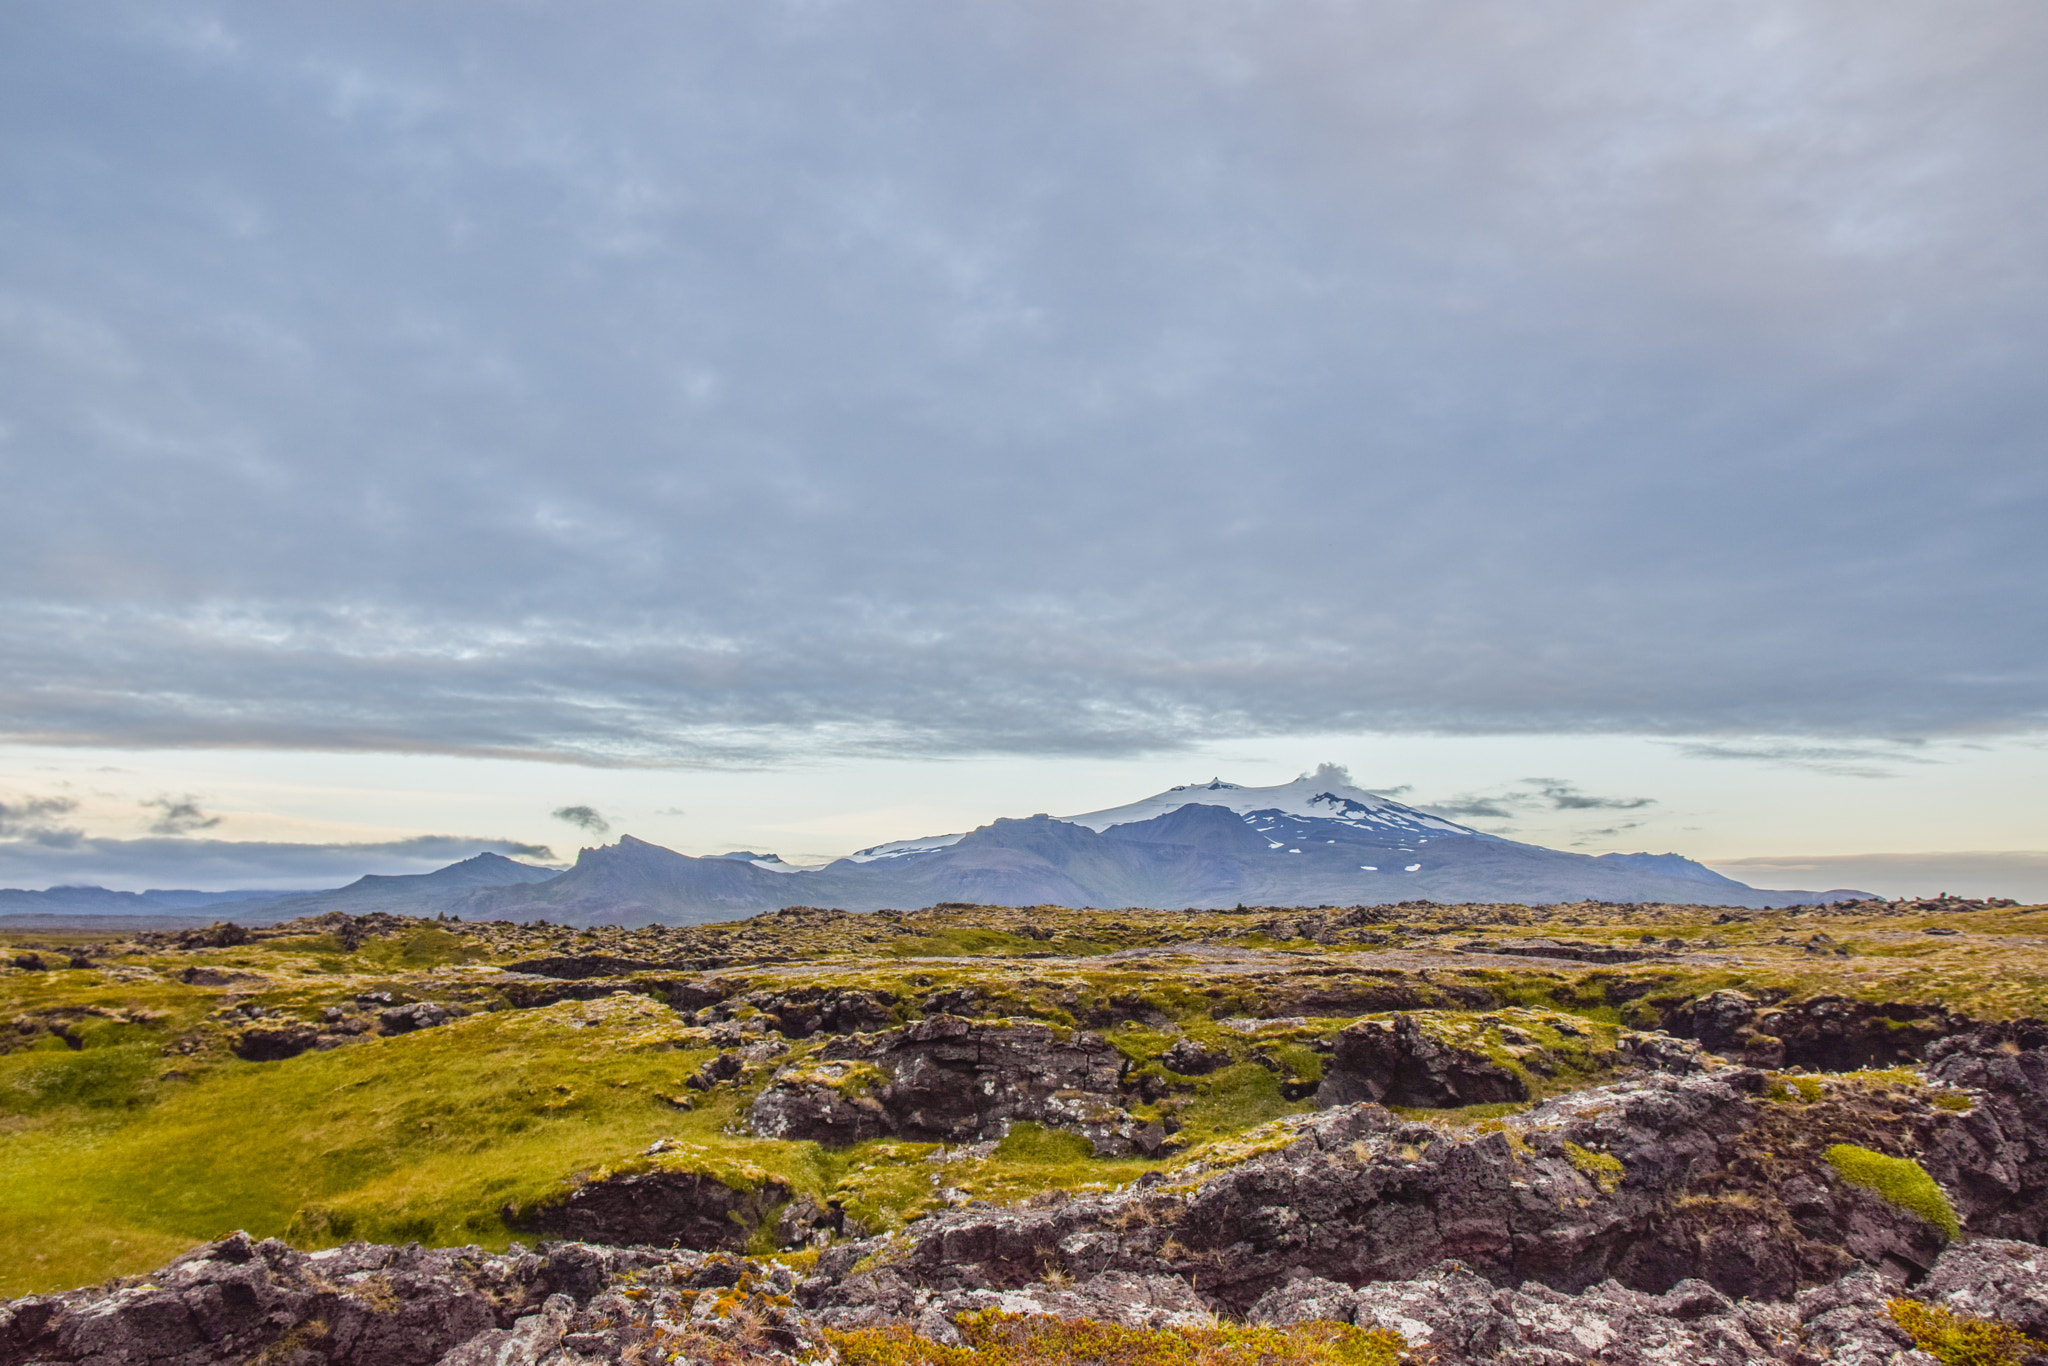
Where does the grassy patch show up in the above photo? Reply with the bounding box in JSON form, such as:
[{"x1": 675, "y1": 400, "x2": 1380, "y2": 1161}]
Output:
[{"x1": 830, "y1": 1309, "x2": 1404, "y2": 1366}]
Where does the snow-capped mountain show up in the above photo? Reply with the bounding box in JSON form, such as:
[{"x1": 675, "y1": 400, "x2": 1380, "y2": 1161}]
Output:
[{"x1": 114, "y1": 768, "x2": 1869, "y2": 926}]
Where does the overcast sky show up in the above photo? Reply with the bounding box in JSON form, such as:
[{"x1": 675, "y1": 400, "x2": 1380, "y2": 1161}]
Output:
[{"x1": 2, "y1": 2, "x2": 2044, "y2": 896}]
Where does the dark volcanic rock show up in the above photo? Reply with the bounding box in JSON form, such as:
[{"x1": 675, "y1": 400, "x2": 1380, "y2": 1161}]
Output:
[
  {"x1": 508, "y1": 1167, "x2": 795, "y2": 1251},
  {"x1": 230, "y1": 1021, "x2": 320, "y2": 1061},
  {"x1": 501, "y1": 955, "x2": 658, "y2": 980},
  {"x1": 1458, "y1": 938, "x2": 1665, "y2": 965},
  {"x1": 1157, "y1": 1038, "x2": 1230, "y2": 1076},
  {"x1": 1669, "y1": 990, "x2": 1971, "y2": 1071},
  {"x1": 1316, "y1": 1013, "x2": 1528, "y2": 1109},
  {"x1": 739, "y1": 984, "x2": 901, "y2": 1038},
  {"x1": 747, "y1": 1014, "x2": 1155, "y2": 1154}
]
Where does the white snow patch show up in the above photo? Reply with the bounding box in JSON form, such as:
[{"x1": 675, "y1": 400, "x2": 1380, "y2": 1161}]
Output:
[
  {"x1": 1065, "y1": 771, "x2": 1479, "y2": 837},
  {"x1": 846, "y1": 832, "x2": 965, "y2": 862}
]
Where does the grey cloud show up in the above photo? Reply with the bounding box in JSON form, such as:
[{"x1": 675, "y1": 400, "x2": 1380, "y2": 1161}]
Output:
[
  {"x1": 1532, "y1": 782, "x2": 1656, "y2": 813},
  {"x1": 1707, "y1": 851, "x2": 2048, "y2": 903},
  {"x1": 0, "y1": 834, "x2": 558, "y2": 892},
  {"x1": 0, "y1": 2, "x2": 2042, "y2": 764},
  {"x1": 1672, "y1": 740, "x2": 1938, "y2": 778},
  {"x1": 1567, "y1": 821, "x2": 1652, "y2": 847},
  {"x1": 1429, "y1": 797, "x2": 1518, "y2": 821},
  {"x1": 551, "y1": 805, "x2": 610, "y2": 836},
  {"x1": 0, "y1": 795, "x2": 81, "y2": 839},
  {"x1": 1424, "y1": 779, "x2": 1656, "y2": 825},
  {"x1": 144, "y1": 795, "x2": 222, "y2": 835}
]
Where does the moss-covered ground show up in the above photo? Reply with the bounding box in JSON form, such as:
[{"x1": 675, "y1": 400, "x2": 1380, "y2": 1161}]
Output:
[{"x1": 2, "y1": 894, "x2": 2042, "y2": 1296}]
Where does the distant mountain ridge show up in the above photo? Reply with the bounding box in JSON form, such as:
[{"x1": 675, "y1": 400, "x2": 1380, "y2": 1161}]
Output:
[{"x1": 0, "y1": 769, "x2": 1873, "y2": 926}]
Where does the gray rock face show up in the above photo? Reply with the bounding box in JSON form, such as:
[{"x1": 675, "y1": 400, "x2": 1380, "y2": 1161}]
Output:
[
  {"x1": 745, "y1": 1013, "x2": 1163, "y2": 1155},
  {"x1": 1250, "y1": 1264, "x2": 1805, "y2": 1365},
  {"x1": 22, "y1": 1231, "x2": 2048, "y2": 1366},
  {"x1": 1317, "y1": 1013, "x2": 1529, "y2": 1109},
  {"x1": 1913, "y1": 1237, "x2": 2048, "y2": 1338}
]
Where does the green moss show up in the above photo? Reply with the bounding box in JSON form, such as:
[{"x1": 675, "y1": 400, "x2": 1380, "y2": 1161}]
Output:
[
  {"x1": 1562, "y1": 1141, "x2": 1624, "y2": 1193},
  {"x1": 1826, "y1": 1145, "x2": 1961, "y2": 1239}
]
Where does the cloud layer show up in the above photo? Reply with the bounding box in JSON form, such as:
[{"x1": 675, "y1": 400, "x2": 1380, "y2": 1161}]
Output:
[
  {"x1": 1709, "y1": 852, "x2": 2048, "y2": 903},
  {"x1": 0, "y1": 834, "x2": 555, "y2": 892},
  {"x1": 0, "y1": 1, "x2": 2042, "y2": 766}
]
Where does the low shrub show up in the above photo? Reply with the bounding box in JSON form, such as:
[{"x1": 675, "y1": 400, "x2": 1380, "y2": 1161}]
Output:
[{"x1": 1889, "y1": 1299, "x2": 2046, "y2": 1366}]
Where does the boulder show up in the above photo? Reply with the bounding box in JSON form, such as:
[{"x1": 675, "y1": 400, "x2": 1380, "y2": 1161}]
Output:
[
  {"x1": 378, "y1": 1002, "x2": 458, "y2": 1034},
  {"x1": 1670, "y1": 992, "x2": 1971, "y2": 1071},
  {"x1": 739, "y1": 985, "x2": 901, "y2": 1038},
  {"x1": 231, "y1": 1022, "x2": 321, "y2": 1061},
  {"x1": 1157, "y1": 1038, "x2": 1230, "y2": 1076},
  {"x1": 508, "y1": 1167, "x2": 794, "y2": 1251},
  {"x1": 746, "y1": 1014, "x2": 1154, "y2": 1154},
  {"x1": 1316, "y1": 1013, "x2": 1528, "y2": 1109}
]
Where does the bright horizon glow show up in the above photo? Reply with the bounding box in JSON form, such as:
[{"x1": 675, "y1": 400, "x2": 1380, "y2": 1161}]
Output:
[{"x1": 3, "y1": 731, "x2": 2044, "y2": 899}]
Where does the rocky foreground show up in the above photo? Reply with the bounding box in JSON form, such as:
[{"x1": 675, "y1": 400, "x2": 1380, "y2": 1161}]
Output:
[{"x1": 6, "y1": 1022, "x2": 2048, "y2": 1365}]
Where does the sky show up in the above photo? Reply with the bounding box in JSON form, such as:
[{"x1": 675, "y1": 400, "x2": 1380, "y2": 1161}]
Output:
[{"x1": 2, "y1": 2, "x2": 2044, "y2": 899}]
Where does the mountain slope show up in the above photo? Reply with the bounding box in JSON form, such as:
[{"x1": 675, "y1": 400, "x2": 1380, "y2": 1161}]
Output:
[
  {"x1": 236, "y1": 852, "x2": 560, "y2": 920},
  {"x1": 455, "y1": 836, "x2": 794, "y2": 924}
]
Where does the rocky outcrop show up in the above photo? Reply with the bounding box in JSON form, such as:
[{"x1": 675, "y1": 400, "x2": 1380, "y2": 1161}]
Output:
[
  {"x1": 1157, "y1": 1038, "x2": 1230, "y2": 1075},
  {"x1": 807, "y1": 1025, "x2": 2048, "y2": 1313},
  {"x1": 507, "y1": 1167, "x2": 794, "y2": 1251},
  {"x1": 735, "y1": 985, "x2": 901, "y2": 1038},
  {"x1": 1458, "y1": 938, "x2": 1667, "y2": 965},
  {"x1": 0, "y1": 1235, "x2": 828, "y2": 1366},
  {"x1": 7, "y1": 1228, "x2": 2048, "y2": 1366},
  {"x1": 1669, "y1": 990, "x2": 1971, "y2": 1070},
  {"x1": 745, "y1": 1014, "x2": 1163, "y2": 1155},
  {"x1": 379, "y1": 1001, "x2": 462, "y2": 1034},
  {"x1": 1317, "y1": 1013, "x2": 1528, "y2": 1108},
  {"x1": 501, "y1": 955, "x2": 658, "y2": 979},
  {"x1": 231, "y1": 1021, "x2": 321, "y2": 1061},
  {"x1": 1250, "y1": 1264, "x2": 1802, "y2": 1364}
]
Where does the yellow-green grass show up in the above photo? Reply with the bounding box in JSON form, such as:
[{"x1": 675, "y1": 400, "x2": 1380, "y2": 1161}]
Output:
[
  {"x1": 830, "y1": 1308, "x2": 1405, "y2": 1366},
  {"x1": 1889, "y1": 1299, "x2": 2047, "y2": 1366},
  {"x1": 0, "y1": 995, "x2": 744, "y2": 1295}
]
